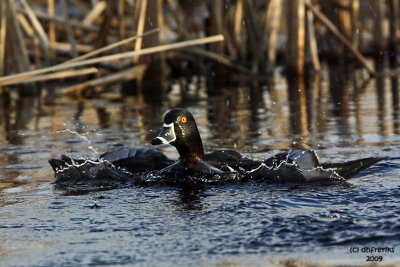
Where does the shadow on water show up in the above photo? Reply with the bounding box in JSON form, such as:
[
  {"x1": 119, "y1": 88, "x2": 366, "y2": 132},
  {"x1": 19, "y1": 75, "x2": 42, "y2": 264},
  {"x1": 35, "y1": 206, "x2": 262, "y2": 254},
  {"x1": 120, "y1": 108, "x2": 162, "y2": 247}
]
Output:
[{"x1": 176, "y1": 187, "x2": 206, "y2": 211}]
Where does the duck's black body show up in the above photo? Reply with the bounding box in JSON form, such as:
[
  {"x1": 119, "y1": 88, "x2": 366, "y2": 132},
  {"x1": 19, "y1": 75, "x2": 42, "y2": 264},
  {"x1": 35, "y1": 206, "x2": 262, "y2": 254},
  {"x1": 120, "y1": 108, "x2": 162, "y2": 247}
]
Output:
[
  {"x1": 49, "y1": 108, "x2": 387, "y2": 185},
  {"x1": 49, "y1": 148, "x2": 174, "y2": 184}
]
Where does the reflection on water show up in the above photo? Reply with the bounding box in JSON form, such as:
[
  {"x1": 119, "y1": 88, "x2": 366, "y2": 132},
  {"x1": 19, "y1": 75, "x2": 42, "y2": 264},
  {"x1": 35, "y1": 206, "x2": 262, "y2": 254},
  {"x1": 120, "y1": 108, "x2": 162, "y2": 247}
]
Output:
[
  {"x1": 0, "y1": 65, "x2": 400, "y2": 266},
  {"x1": 1, "y1": 65, "x2": 399, "y2": 154}
]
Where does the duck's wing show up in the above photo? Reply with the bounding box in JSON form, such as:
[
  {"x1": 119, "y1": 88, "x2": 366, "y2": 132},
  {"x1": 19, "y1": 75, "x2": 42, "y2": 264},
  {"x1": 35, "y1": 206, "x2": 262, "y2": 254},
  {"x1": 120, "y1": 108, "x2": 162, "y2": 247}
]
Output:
[
  {"x1": 322, "y1": 157, "x2": 388, "y2": 179},
  {"x1": 261, "y1": 150, "x2": 325, "y2": 182},
  {"x1": 262, "y1": 150, "x2": 387, "y2": 182},
  {"x1": 49, "y1": 154, "x2": 88, "y2": 173},
  {"x1": 49, "y1": 148, "x2": 174, "y2": 183},
  {"x1": 49, "y1": 154, "x2": 130, "y2": 184},
  {"x1": 263, "y1": 150, "x2": 320, "y2": 169}
]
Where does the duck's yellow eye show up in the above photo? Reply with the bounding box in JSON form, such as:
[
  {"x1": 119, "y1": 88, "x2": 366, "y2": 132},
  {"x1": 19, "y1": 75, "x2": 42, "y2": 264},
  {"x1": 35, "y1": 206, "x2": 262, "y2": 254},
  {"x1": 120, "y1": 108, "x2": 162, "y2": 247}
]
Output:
[{"x1": 181, "y1": 116, "x2": 187, "y2": 123}]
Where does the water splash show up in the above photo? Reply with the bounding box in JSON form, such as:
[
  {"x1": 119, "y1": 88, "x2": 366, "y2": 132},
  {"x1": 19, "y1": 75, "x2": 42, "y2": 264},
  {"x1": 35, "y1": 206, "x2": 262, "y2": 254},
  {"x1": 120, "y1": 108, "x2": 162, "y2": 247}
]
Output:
[
  {"x1": 52, "y1": 148, "x2": 375, "y2": 189},
  {"x1": 55, "y1": 121, "x2": 104, "y2": 156}
]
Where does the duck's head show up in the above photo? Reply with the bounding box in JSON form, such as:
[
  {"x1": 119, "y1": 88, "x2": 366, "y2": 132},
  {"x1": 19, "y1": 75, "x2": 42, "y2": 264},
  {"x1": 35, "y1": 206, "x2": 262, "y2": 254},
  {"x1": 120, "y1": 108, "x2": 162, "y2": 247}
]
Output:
[{"x1": 151, "y1": 108, "x2": 204, "y2": 162}]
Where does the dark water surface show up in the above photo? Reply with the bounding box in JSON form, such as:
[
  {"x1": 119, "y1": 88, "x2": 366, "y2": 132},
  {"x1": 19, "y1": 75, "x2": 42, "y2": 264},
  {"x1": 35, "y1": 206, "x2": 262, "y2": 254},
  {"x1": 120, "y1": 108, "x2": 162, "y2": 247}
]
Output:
[{"x1": 1, "y1": 67, "x2": 400, "y2": 266}]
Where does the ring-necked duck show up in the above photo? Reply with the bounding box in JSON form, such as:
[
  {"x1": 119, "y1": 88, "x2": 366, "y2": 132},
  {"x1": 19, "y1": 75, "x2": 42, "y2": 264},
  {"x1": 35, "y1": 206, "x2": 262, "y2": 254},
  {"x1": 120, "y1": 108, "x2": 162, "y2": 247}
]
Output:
[
  {"x1": 49, "y1": 108, "x2": 387, "y2": 184},
  {"x1": 150, "y1": 108, "x2": 386, "y2": 182}
]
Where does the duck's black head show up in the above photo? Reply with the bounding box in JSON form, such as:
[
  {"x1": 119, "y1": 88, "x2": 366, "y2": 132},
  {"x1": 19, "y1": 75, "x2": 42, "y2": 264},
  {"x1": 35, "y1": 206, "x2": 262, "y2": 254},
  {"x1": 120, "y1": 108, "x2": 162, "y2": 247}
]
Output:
[{"x1": 151, "y1": 108, "x2": 204, "y2": 162}]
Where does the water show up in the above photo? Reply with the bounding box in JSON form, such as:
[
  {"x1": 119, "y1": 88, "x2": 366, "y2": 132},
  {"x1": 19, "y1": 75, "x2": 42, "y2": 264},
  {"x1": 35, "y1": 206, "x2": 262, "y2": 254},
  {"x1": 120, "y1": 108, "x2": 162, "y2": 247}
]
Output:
[{"x1": 1, "y1": 66, "x2": 400, "y2": 266}]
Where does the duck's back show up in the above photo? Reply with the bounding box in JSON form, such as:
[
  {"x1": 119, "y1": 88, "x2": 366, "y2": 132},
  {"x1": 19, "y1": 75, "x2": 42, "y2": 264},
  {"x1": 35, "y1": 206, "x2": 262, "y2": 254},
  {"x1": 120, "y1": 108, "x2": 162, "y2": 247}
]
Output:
[
  {"x1": 204, "y1": 150, "x2": 262, "y2": 171},
  {"x1": 100, "y1": 148, "x2": 174, "y2": 173}
]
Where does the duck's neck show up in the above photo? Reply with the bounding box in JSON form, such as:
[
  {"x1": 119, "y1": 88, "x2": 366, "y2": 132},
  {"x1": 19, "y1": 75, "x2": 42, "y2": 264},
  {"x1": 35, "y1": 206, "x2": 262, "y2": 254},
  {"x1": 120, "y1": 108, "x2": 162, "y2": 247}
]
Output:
[{"x1": 175, "y1": 138, "x2": 204, "y2": 163}]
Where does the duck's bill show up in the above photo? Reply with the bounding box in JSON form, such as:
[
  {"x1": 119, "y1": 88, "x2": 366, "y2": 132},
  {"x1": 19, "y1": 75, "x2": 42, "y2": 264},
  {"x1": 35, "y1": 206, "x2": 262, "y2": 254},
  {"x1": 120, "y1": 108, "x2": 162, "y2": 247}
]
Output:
[{"x1": 151, "y1": 123, "x2": 176, "y2": 145}]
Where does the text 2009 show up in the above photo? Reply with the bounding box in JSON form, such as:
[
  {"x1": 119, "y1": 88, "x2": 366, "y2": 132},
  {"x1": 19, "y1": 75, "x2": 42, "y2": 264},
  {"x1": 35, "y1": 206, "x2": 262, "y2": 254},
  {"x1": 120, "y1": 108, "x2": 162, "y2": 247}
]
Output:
[{"x1": 366, "y1": 256, "x2": 383, "y2": 262}]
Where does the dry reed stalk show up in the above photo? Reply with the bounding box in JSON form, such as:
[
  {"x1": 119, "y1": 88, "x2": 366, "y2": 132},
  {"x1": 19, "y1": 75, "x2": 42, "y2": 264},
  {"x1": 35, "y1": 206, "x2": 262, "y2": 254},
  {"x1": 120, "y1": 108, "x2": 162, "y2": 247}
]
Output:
[
  {"x1": 338, "y1": 0, "x2": 352, "y2": 38},
  {"x1": 17, "y1": 8, "x2": 98, "y2": 31},
  {"x1": 142, "y1": 0, "x2": 162, "y2": 53},
  {"x1": 210, "y1": 1, "x2": 224, "y2": 54},
  {"x1": 132, "y1": 0, "x2": 142, "y2": 29},
  {"x1": 243, "y1": 0, "x2": 263, "y2": 72},
  {"x1": 20, "y1": 0, "x2": 49, "y2": 52},
  {"x1": 61, "y1": 0, "x2": 77, "y2": 57},
  {"x1": 118, "y1": 0, "x2": 126, "y2": 44},
  {"x1": 233, "y1": 0, "x2": 245, "y2": 59},
  {"x1": 59, "y1": 65, "x2": 147, "y2": 96},
  {"x1": 82, "y1": 1, "x2": 107, "y2": 25},
  {"x1": 287, "y1": 0, "x2": 306, "y2": 75},
  {"x1": 297, "y1": 0, "x2": 306, "y2": 74},
  {"x1": 305, "y1": 2, "x2": 375, "y2": 76},
  {"x1": 371, "y1": 0, "x2": 385, "y2": 64},
  {"x1": 350, "y1": 0, "x2": 360, "y2": 48},
  {"x1": 134, "y1": 0, "x2": 148, "y2": 64},
  {"x1": 12, "y1": 38, "x2": 93, "y2": 60},
  {"x1": 266, "y1": 0, "x2": 283, "y2": 72},
  {"x1": 305, "y1": 0, "x2": 320, "y2": 71},
  {"x1": 2, "y1": 68, "x2": 98, "y2": 86},
  {"x1": 17, "y1": 13, "x2": 34, "y2": 37},
  {"x1": 165, "y1": 0, "x2": 189, "y2": 37},
  {"x1": 7, "y1": 0, "x2": 31, "y2": 73},
  {"x1": 64, "y1": 29, "x2": 159, "y2": 64},
  {"x1": 234, "y1": 0, "x2": 243, "y2": 37},
  {"x1": 17, "y1": 13, "x2": 41, "y2": 67},
  {"x1": 388, "y1": 0, "x2": 398, "y2": 68},
  {"x1": 221, "y1": 26, "x2": 237, "y2": 59},
  {"x1": 182, "y1": 47, "x2": 249, "y2": 73},
  {"x1": 47, "y1": 0, "x2": 55, "y2": 56},
  {"x1": 0, "y1": 34, "x2": 224, "y2": 86},
  {"x1": 69, "y1": 0, "x2": 89, "y2": 12},
  {"x1": 166, "y1": 0, "x2": 187, "y2": 34},
  {"x1": 0, "y1": 0, "x2": 7, "y2": 76},
  {"x1": 53, "y1": 42, "x2": 93, "y2": 54}
]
